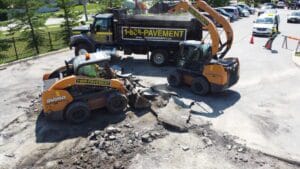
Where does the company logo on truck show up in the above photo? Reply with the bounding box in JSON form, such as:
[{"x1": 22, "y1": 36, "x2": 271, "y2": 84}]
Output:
[{"x1": 122, "y1": 27, "x2": 187, "y2": 41}]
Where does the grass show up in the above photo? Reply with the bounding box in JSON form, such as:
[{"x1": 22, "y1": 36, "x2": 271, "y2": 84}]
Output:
[
  {"x1": 0, "y1": 3, "x2": 103, "y2": 64},
  {"x1": 0, "y1": 28, "x2": 67, "y2": 64}
]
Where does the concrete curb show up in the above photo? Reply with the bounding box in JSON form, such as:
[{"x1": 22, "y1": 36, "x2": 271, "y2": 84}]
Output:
[
  {"x1": 0, "y1": 48, "x2": 70, "y2": 69},
  {"x1": 292, "y1": 51, "x2": 300, "y2": 67}
]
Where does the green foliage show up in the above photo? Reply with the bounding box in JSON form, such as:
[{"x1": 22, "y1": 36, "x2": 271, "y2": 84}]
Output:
[
  {"x1": 20, "y1": 30, "x2": 46, "y2": 50},
  {"x1": 0, "y1": 35, "x2": 11, "y2": 58},
  {"x1": 96, "y1": 0, "x2": 125, "y2": 10},
  {"x1": 8, "y1": 0, "x2": 47, "y2": 54},
  {"x1": 57, "y1": 0, "x2": 81, "y2": 44},
  {"x1": 206, "y1": 0, "x2": 230, "y2": 7}
]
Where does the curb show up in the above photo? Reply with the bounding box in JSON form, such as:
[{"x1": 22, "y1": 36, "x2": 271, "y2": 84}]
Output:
[
  {"x1": 0, "y1": 48, "x2": 70, "y2": 69},
  {"x1": 292, "y1": 51, "x2": 300, "y2": 67}
]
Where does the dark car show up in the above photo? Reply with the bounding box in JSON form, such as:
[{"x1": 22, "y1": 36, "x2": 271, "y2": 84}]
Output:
[
  {"x1": 238, "y1": 4, "x2": 255, "y2": 14},
  {"x1": 215, "y1": 8, "x2": 235, "y2": 22},
  {"x1": 233, "y1": 5, "x2": 249, "y2": 17},
  {"x1": 222, "y1": 7, "x2": 240, "y2": 20}
]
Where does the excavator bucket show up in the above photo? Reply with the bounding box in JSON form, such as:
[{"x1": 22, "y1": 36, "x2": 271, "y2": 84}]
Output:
[{"x1": 128, "y1": 92, "x2": 151, "y2": 109}]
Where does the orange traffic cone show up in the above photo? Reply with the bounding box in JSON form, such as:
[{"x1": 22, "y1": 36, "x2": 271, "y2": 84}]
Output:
[
  {"x1": 250, "y1": 35, "x2": 254, "y2": 44},
  {"x1": 265, "y1": 40, "x2": 271, "y2": 50}
]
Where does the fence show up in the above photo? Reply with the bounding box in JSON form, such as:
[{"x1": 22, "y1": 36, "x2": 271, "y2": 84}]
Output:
[{"x1": 0, "y1": 31, "x2": 67, "y2": 64}]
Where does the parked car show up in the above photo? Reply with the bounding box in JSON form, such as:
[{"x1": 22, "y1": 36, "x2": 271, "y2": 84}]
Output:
[
  {"x1": 277, "y1": 1, "x2": 285, "y2": 8},
  {"x1": 258, "y1": 5, "x2": 273, "y2": 16},
  {"x1": 252, "y1": 13, "x2": 280, "y2": 36},
  {"x1": 288, "y1": 0, "x2": 299, "y2": 9},
  {"x1": 287, "y1": 11, "x2": 300, "y2": 23},
  {"x1": 234, "y1": 5, "x2": 250, "y2": 17},
  {"x1": 215, "y1": 8, "x2": 235, "y2": 22},
  {"x1": 237, "y1": 4, "x2": 255, "y2": 14},
  {"x1": 263, "y1": 3, "x2": 277, "y2": 8},
  {"x1": 221, "y1": 7, "x2": 240, "y2": 20},
  {"x1": 201, "y1": 12, "x2": 230, "y2": 27}
]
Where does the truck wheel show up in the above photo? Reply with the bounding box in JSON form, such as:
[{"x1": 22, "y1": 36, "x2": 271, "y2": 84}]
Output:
[
  {"x1": 65, "y1": 102, "x2": 90, "y2": 124},
  {"x1": 191, "y1": 76, "x2": 210, "y2": 96},
  {"x1": 151, "y1": 50, "x2": 168, "y2": 66},
  {"x1": 75, "y1": 44, "x2": 93, "y2": 56},
  {"x1": 107, "y1": 92, "x2": 128, "y2": 114},
  {"x1": 168, "y1": 71, "x2": 182, "y2": 87}
]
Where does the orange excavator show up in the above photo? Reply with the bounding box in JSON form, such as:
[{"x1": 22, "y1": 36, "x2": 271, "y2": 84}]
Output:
[{"x1": 167, "y1": 0, "x2": 239, "y2": 95}]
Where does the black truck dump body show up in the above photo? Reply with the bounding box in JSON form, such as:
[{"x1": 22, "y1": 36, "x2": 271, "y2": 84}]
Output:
[{"x1": 113, "y1": 14, "x2": 202, "y2": 54}]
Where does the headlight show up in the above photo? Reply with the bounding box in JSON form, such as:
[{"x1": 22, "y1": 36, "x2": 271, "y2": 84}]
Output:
[{"x1": 266, "y1": 28, "x2": 272, "y2": 32}]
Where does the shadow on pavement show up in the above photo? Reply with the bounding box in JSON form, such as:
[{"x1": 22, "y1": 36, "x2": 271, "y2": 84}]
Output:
[
  {"x1": 35, "y1": 108, "x2": 148, "y2": 143},
  {"x1": 172, "y1": 86, "x2": 241, "y2": 118}
]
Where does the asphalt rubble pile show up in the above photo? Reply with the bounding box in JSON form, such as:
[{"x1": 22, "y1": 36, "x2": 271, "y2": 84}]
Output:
[{"x1": 57, "y1": 123, "x2": 168, "y2": 169}]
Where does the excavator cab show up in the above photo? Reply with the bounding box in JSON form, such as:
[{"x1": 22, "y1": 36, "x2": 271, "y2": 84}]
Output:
[{"x1": 178, "y1": 41, "x2": 212, "y2": 71}]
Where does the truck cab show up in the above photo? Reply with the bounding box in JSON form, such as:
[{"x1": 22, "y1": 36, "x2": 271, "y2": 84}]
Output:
[
  {"x1": 70, "y1": 13, "x2": 116, "y2": 56},
  {"x1": 90, "y1": 13, "x2": 114, "y2": 44}
]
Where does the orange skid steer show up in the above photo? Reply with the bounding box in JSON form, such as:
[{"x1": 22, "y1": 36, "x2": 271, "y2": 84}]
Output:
[{"x1": 41, "y1": 52, "x2": 149, "y2": 123}]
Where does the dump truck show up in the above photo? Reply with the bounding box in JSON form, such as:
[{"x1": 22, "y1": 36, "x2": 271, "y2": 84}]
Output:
[{"x1": 70, "y1": 9, "x2": 203, "y2": 66}]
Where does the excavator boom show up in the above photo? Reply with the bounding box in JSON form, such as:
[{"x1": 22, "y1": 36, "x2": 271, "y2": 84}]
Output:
[
  {"x1": 169, "y1": 0, "x2": 219, "y2": 59},
  {"x1": 169, "y1": 0, "x2": 234, "y2": 59},
  {"x1": 194, "y1": 0, "x2": 233, "y2": 58}
]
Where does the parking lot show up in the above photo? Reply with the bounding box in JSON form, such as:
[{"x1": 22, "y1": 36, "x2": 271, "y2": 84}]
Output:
[{"x1": 0, "y1": 7, "x2": 300, "y2": 169}]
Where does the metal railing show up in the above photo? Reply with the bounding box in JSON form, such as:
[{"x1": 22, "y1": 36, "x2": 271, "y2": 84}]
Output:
[{"x1": 0, "y1": 31, "x2": 68, "y2": 64}]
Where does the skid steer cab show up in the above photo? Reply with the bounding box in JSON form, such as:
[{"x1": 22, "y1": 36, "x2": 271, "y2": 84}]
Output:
[
  {"x1": 167, "y1": 41, "x2": 240, "y2": 95},
  {"x1": 41, "y1": 52, "x2": 149, "y2": 123}
]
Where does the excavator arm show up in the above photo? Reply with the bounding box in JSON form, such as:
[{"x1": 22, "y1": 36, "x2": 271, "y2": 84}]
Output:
[
  {"x1": 194, "y1": 0, "x2": 233, "y2": 59},
  {"x1": 169, "y1": 0, "x2": 219, "y2": 59}
]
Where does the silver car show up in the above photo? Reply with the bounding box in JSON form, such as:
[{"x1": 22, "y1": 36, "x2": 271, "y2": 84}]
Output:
[{"x1": 287, "y1": 11, "x2": 300, "y2": 23}]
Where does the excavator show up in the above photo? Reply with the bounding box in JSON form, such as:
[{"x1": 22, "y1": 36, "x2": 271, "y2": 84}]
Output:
[{"x1": 167, "y1": 0, "x2": 239, "y2": 95}]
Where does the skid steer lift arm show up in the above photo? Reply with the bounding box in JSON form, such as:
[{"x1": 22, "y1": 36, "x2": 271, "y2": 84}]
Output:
[
  {"x1": 169, "y1": 0, "x2": 220, "y2": 60},
  {"x1": 194, "y1": 0, "x2": 233, "y2": 59}
]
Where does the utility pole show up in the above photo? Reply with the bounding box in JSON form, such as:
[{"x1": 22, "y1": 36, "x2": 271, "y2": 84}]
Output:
[
  {"x1": 109, "y1": 0, "x2": 112, "y2": 8},
  {"x1": 83, "y1": 0, "x2": 88, "y2": 21}
]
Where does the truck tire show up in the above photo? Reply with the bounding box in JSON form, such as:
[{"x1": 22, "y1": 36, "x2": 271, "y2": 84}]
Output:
[
  {"x1": 151, "y1": 50, "x2": 168, "y2": 66},
  {"x1": 168, "y1": 71, "x2": 182, "y2": 87},
  {"x1": 65, "y1": 102, "x2": 90, "y2": 124},
  {"x1": 191, "y1": 76, "x2": 210, "y2": 96},
  {"x1": 107, "y1": 92, "x2": 128, "y2": 114},
  {"x1": 75, "y1": 43, "x2": 93, "y2": 56}
]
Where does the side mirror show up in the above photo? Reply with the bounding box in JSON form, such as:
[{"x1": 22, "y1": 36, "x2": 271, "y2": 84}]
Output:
[{"x1": 90, "y1": 24, "x2": 95, "y2": 33}]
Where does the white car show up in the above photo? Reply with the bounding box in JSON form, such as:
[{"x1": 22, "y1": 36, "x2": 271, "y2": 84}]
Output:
[
  {"x1": 287, "y1": 11, "x2": 300, "y2": 23},
  {"x1": 252, "y1": 13, "x2": 280, "y2": 36}
]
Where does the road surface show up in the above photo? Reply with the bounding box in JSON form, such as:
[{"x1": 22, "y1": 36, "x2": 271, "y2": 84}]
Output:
[{"x1": 0, "y1": 8, "x2": 300, "y2": 168}]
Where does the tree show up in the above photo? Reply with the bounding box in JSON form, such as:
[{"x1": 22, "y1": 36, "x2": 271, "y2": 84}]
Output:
[
  {"x1": 206, "y1": 0, "x2": 230, "y2": 7},
  {"x1": 0, "y1": 33, "x2": 10, "y2": 58},
  {"x1": 9, "y1": 0, "x2": 47, "y2": 54},
  {"x1": 56, "y1": 0, "x2": 81, "y2": 44},
  {"x1": 97, "y1": 0, "x2": 125, "y2": 11},
  {"x1": 0, "y1": 0, "x2": 9, "y2": 21}
]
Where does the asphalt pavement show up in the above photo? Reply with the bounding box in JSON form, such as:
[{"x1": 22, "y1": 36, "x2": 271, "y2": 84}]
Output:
[
  {"x1": 0, "y1": 8, "x2": 300, "y2": 165},
  {"x1": 202, "y1": 9, "x2": 300, "y2": 162}
]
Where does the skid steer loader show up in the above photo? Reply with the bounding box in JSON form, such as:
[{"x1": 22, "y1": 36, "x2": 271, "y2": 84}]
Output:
[{"x1": 41, "y1": 52, "x2": 149, "y2": 123}]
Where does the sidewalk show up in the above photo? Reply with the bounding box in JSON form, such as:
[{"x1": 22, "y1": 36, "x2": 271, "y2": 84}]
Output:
[{"x1": 292, "y1": 51, "x2": 300, "y2": 66}]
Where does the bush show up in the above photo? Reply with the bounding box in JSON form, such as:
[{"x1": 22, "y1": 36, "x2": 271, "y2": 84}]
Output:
[{"x1": 0, "y1": 10, "x2": 8, "y2": 21}]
